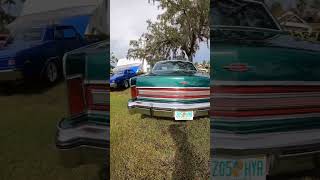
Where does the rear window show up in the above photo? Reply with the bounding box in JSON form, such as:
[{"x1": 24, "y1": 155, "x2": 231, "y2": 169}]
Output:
[
  {"x1": 153, "y1": 61, "x2": 197, "y2": 72},
  {"x1": 212, "y1": 0, "x2": 279, "y2": 30},
  {"x1": 13, "y1": 28, "x2": 43, "y2": 41}
]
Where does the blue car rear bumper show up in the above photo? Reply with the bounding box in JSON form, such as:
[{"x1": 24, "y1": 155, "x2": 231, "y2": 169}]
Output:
[{"x1": 0, "y1": 69, "x2": 22, "y2": 81}]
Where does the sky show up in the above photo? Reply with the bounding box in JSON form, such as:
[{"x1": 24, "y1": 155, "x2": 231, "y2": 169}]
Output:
[{"x1": 110, "y1": 0, "x2": 209, "y2": 63}]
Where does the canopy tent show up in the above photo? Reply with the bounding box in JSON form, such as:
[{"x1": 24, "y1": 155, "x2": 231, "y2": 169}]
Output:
[
  {"x1": 7, "y1": 0, "x2": 103, "y2": 34},
  {"x1": 86, "y1": 0, "x2": 109, "y2": 35}
]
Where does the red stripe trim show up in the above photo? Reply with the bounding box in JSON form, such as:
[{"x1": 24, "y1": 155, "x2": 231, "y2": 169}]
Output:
[
  {"x1": 211, "y1": 97, "x2": 320, "y2": 107},
  {"x1": 140, "y1": 94, "x2": 209, "y2": 99},
  {"x1": 85, "y1": 85, "x2": 109, "y2": 111},
  {"x1": 210, "y1": 107, "x2": 320, "y2": 117},
  {"x1": 211, "y1": 86, "x2": 320, "y2": 94}
]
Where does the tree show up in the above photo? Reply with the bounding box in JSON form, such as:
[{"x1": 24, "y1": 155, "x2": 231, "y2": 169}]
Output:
[
  {"x1": 0, "y1": 0, "x2": 25, "y2": 32},
  {"x1": 110, "y1": 52, "x2": 118, "y2": 67},
  {"x1": 127, "y1": 0, "x2": 209, "y2": 62},
  {"x1": 202, "y1": 60, "x2": 206, "y2": 66}
]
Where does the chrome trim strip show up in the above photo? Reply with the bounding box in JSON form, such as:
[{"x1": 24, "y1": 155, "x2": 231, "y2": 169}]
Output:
[
  {"x1": 0, "y1": 69, "x2": 15, "y2": 72},
  {"x1": 279, "y1": 150, "x2": 320, "y2": 158},
  {"x1": 212, "y1": 92, "x2": 320, "y2": 99},
  {"x1": 129, "y1": 101, "x2": 210, "y2": 109},
  {"x1": 57, "y1": 123, "x2": 110, "y2": 142},
  {"x1": 212, "y1": 113, "x2": 320, "y2": 122},
  {"x1": 66, "y1": 74, "x2": 82, "y2": 80},
  {"x1": 88, "y1": 110, "x2": 109, "y2": 116},
  {"x1": 137, "y1": 87, "x2": 209, "y2": 89},
  {"x1": 211, "y1": 129, "x2": 320, "y2": 150},
  {"x1": 138, "y1": 96, "x2": 209, "y2": 101},
  {"x1": 84, "y1": 80, "x2": 109, "y2": 85}
]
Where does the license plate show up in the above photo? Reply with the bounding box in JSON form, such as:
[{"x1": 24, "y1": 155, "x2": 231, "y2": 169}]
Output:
[
  {"x1": 174, "y1": 111, "x2": 193, "y2": 120},
  {"x1": 211, "y1": 156, "x2": 267, "y2": 180}
]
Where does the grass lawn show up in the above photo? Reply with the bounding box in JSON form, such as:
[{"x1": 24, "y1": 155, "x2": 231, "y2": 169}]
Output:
[
  {"x1": 0, "y1": 83, "x2": 101, "y2": 180},
  {"x1": 110, "y1": 89, "x2": 210, "y2": 179}
]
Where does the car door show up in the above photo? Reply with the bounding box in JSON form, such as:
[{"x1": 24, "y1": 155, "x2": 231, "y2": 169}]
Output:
[
  {"x1": 57, "y1": 26, "x2": 84, "y2": 53},
  {"x1": 127, "y1": 69, "x2": 135, "y2": 78}
]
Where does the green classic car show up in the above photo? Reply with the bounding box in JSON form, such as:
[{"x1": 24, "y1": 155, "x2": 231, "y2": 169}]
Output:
[
  {"x1": 55, "y1": 41, "x2": 109, "y2": 168},
  {"x1": 211, "y1": 0, "x2": 320, "y2": 177},
  {"x1": 128, "y1": 60, "x2": 210, "y2": 120}
]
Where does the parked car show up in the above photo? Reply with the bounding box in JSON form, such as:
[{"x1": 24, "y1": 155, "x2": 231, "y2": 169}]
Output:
[
  {"x1": 0, "y1": 24, "x2": 87, "y2": 84},
  {"x1": 110, "y1": 65, "x2": 140, "y2": 89},
  {"x1": 0, "y1": 34, "x2": 9, "y2": 48},
  {"x1": 128, "y1": 60, "x2": 210, "y2": 120},
  {"x1": 211, "y1": 0, "x2": 320, "y2": 178},
  {"x1": 55, "y1": 41, "x2": 109, "y2": 168}
]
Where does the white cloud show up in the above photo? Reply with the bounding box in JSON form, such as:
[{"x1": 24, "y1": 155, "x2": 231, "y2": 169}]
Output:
[
  {"x1": 110, "y1": 0, "x2": 209, "y2": 61},
  {"x1": 110, "y1": 0, "x2": 160, "y2": 59}
]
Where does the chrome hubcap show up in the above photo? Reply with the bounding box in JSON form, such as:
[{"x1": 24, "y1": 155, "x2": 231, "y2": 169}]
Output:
[{"x1": 47, "y1": 62, "x2": 58, "y2": 82}]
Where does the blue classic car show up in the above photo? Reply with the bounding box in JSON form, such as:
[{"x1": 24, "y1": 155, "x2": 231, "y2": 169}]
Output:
[
  {"x1": 110, "y1": 65, "x2": 140, "y2": 89},
  {"x1": 0, "y1": 24, "x2": 87, "y2": 84}
]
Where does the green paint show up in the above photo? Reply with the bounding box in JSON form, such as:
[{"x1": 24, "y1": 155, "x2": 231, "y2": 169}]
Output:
[
  {"x1": 211, "y1": 43, "x2": 320, "y2": 82},
  {"x1": 64, "y1": 41, "x2": 109, "y2": 123},
  {"x1": 136, "y1": 74, "x2": 209, "y2": 87}
]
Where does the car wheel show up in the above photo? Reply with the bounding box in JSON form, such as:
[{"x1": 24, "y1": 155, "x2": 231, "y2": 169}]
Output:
[
  {"x1": 124, "y1": 80, "x2": 129, "y2": 88},
  {"x1": 45, "y1": 61, "x2": 59, "y2": 84}
]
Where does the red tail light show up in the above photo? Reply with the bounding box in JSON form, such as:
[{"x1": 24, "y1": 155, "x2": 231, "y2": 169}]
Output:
[
  {"x1": 85, "y1": 85, "x2": 109, "y2": 111},
  {"x1": 67, "y1": 77, "x2": 85, "y2": 116},
  {"x1": 131, "y1": 86, "x2": 138, "y2": 99}
]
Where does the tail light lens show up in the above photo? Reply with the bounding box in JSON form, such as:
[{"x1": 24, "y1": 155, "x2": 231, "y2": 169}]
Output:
[
  {"x1": 8, "y1": 59, "x2": 15, "y2": 66},
  {"x1": 131, "y1": 86, "x2": 138, "y2": 99},
  {"x1": 86, "y1": 85, "x2": 109, "y2": 111},
  {"x1": 66, "y1": 77, "x2": 85, "y2": 116}
]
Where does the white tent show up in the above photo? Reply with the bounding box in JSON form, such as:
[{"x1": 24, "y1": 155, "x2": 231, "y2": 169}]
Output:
[
  {"x1": 116, "y1": 58, "x2": 150, "y2": 73},
  {"x1": 86, "y1": 0, "x2": 109, "y2": 35},
  {"x1": 7, "y1": 0, "x2": 102, "y2": 31}
]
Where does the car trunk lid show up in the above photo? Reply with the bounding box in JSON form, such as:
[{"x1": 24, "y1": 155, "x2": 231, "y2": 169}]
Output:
[
  {"x1": 135, "y1": 74, "x2": 210, "y2": 104},
  {"x1": 211, "y1": 36, "x2": 320, "y2": 147}
]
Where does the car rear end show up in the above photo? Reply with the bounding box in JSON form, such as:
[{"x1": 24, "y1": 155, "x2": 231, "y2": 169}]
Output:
[
  {"x1": 128, "y1": 62, "x2": 210, "y2": 120},
  {"x1": 56, "y1": 41, "x2": 109, "y2": 167},
  {"x1": 211, "y1": 41, "x2": 320, "y2": 177},
  {"x1": 210, "y1": 0, "x2": 320, "y2": 177},
  {"x1": 0, "y1": 55, "x2": 22, "y2": 82}
]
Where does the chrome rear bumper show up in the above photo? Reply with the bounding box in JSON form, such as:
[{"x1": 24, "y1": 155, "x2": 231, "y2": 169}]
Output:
[
  {"x1": 56, "y1": 118, "x2": 109, "y2": 167},
  {"x1": 0, "y1": 69, "x2": 22, "y2": 81},
  {"x1": 110, "y1": 82, "x2": 117, "y2": 88},
  {"x1": 128, "y1": 100, "x2": 210, "y2": 118},
  {"x1": 211, "y1": 130, "x2": 320, "y2": 176}
]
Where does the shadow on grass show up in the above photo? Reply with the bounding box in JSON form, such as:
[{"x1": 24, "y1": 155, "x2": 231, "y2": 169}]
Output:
[
  {"x1": 0, "y1": 80, "x2": 63, "y2": 96},
  {"x1": 169, "y1": 123, "x2": 205, "y2": 180}
]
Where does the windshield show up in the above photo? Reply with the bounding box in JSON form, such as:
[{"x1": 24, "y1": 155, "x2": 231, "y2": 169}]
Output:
[
  {"x1": 12, "y1": 28, "x2": 43, "y2": 41},
  {"x1": 212, "y1": 0, "x2": 279, "y2": 30},
  {"x1": 112, "y1": 70, "x2": 124, "y2": 75},
  {"x1": 153, "y1": 61, "x2": 197, "y2": 72}
]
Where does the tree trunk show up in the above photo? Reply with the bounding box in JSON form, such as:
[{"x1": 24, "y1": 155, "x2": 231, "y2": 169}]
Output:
[{"x1": 188, "y1": 55, "x2": 193, "y2": 62}]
